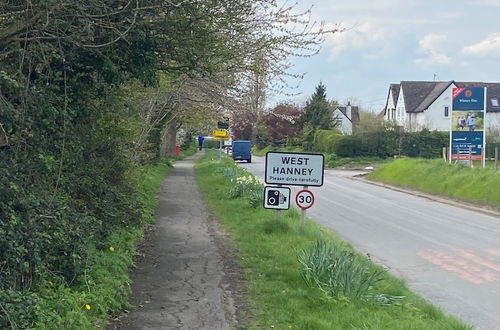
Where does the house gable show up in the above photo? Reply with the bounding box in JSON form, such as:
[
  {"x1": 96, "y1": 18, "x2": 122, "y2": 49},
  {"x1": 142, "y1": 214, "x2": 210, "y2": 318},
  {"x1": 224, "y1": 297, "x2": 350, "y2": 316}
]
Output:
[{"x1": 333, "y1": 108, "x2": 352, "y2": 135}]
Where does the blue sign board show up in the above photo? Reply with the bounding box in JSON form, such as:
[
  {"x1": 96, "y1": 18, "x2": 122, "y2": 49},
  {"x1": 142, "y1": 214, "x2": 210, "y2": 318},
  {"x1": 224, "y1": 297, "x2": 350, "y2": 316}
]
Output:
[
  {"x1": 451, "y1": 131, "x2": 483, "y2": 158},
  {"x1": 452, "y1": 87, "x2": 485, "y2": 111}
]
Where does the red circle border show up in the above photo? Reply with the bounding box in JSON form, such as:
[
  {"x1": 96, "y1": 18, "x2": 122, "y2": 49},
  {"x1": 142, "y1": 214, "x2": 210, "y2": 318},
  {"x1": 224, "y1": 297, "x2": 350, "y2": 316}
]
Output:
[{"x1": 295, "y1": 189, "x2": 315, "y2": 210}]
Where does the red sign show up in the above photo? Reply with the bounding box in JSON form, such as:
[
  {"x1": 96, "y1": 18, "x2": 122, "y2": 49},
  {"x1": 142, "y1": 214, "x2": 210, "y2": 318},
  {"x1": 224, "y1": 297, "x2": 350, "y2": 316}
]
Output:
[{"x1": 295, "y1": 190, "x2": 315, "y2": 210}]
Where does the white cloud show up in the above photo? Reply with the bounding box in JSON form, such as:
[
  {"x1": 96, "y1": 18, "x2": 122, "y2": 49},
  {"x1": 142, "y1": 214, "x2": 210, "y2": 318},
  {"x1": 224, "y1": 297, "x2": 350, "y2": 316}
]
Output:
[
  {"x1": 461, "y1": 32, "x2": 500, "y2": 57},
  {"x1": 324, "y1": 22, "x2": 390, "y2": 58},
  {"x1": 474, "y1": 0, "x2": 500, "y2": 6},
  {"x1": 415, "y1": 34, "x2": 452, "y2": 66}
]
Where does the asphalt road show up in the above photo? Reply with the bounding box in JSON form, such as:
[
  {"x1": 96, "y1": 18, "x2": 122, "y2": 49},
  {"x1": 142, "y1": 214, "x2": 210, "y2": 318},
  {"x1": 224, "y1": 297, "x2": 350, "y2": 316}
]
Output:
[{"x1": 238, "y1": 156, "x2": 500, "y2": 330}]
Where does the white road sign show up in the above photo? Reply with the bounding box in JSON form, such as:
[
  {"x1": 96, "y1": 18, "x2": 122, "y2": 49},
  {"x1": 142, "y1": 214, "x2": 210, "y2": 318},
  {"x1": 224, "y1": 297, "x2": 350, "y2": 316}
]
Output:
[
  {"x1": 265, "y1": 152, "x2": 324, "y2": 186},
  {"x1": 263, "y1": 186, "x2": 291, "y2": 210},
  {"x1": 295, "y1": 189, "x2": 315, "y2": 209}
]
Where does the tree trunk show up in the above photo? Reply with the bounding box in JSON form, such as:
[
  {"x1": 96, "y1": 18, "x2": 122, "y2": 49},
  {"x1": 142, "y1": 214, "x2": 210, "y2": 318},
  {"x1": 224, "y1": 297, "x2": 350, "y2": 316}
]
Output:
[{"x1": 160, "y1": 118, "x2": 177, "y2": 157}]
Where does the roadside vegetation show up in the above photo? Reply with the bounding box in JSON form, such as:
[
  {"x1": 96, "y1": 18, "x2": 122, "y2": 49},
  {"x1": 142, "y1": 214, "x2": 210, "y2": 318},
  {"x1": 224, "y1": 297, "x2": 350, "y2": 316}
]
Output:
[
  {"x1": 1, "y1": 0, "x2": 336, "y2": 327},
  {"x1": 245, "y1": 87, "x2": 448, "y2": 169},
  {"x1": 367, "y1": 158, "x2": 500, "y2": 209},
  {"x1": 2, "y1": 158, "x2": 175, "y2": 329},
  {"x1": 195, "y1": 151, "x2": 470, "y2": 330}
]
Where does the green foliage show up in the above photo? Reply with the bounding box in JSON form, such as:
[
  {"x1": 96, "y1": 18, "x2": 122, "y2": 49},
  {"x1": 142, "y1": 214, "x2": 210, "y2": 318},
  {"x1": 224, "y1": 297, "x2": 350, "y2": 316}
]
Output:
[
  {"x1": 302, "y1": 124, "x2": 316, "y2": 151},
  {"x1": 368, "y1": 158, "x2": 500, "y2": 209},
  {"x1": 400, "y1": 129, "x2": 449, "y2": 158},
  {"x1": 195, "y1": 152, "x2": 470, "y2": 330},
  {"x1": 227, "y1": 175, "x2": 264, "y2": 208},
  {"x1": 323, "y1": 127, "x2": 448, "y2": 159},
  {"x1": 298, "y1": 83, "x2": 335, "y2": 130},
  {"x1": 326, "y1": 155, "x2": 388, "y2": 169},
  {"x1": 252, "y1": 124, "x2": 269, "y2": 150},
  {"x1": 298, "y1": 240, "x2": 396, "y2": 303},
  {"x1": 0, "y1": 159, "x2": 172, "y2": 328},
  {"x1": 313, "y1": 129, "x2": 342, "y2": 153}
]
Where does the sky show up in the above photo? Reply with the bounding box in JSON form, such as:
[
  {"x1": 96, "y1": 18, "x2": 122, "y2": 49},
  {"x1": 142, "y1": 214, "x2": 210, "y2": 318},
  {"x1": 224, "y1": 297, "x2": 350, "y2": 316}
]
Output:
[{"x1": 268, "y1": 0, "x2": 500, "y2": 113}]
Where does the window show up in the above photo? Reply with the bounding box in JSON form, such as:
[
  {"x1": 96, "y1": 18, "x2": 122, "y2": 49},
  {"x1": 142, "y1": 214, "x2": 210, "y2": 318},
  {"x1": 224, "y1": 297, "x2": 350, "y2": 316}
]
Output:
[
  {"x1": 444, "y1": 106, "x2": 449, "y2": 117},
  {"x1": 492, "y1": 98, "x2": 499, "y2": 107}
]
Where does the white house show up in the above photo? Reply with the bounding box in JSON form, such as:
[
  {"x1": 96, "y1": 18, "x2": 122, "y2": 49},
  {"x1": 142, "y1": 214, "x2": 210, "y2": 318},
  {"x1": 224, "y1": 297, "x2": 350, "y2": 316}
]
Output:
[
  {"x1": 333, "y1": 102, "x2": 360, "y2": 135},
  {"x1": 382, "y1": 81, "x2": 500, "y2": 132}
]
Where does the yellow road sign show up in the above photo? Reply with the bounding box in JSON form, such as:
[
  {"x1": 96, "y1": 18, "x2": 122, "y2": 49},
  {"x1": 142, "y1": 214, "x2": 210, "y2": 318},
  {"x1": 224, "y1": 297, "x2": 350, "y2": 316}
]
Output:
[{"x1": 213, "y1": 129, "x2": 228, "y2": 138}]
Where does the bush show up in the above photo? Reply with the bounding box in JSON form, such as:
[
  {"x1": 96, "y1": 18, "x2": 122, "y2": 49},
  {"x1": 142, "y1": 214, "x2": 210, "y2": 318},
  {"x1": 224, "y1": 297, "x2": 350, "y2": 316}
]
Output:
[
  {"x1": 298, "y1": 240, "x2": 396, "y2": 303},
  {"x1": 313, "y1": 129, "x2": 342, "y2": 153},
  {"x1": 227, "y1": 175, "x2": 263, "y2": 208},
  {"x1": 329, "y1": 129, "x2": 447, "y2": 159},
  {"x1": 400, "y1": 129, "x2": 448, "y2": 158},
  {"x1": 333, "y1": 135, "x2": 362, "y2": 157}
]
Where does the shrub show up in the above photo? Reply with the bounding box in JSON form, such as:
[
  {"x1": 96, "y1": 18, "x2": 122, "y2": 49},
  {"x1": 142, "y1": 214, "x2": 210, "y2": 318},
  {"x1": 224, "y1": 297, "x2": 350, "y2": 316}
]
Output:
[
  {"x1": 401, "y1": 129, "x2": 448, "y2": 158},
  {"x1": 227, "y1": 174, "x2": 263, "y2": 208},
  {"x1": 313, "y1": 129, "x2": 342, "y2": 153},
  {"x1": 298, "y1": 240, "x2": 388, "y2": 301},
  {"x1": 330, "y1": 129, "x2": 447, "y2": 159}
]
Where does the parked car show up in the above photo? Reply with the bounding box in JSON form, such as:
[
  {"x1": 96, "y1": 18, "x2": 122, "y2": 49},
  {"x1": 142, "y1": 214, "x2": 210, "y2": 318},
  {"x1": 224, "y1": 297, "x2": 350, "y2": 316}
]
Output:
[{"x1": 232, "y1": 140, "x2": 252, "y2": 163}]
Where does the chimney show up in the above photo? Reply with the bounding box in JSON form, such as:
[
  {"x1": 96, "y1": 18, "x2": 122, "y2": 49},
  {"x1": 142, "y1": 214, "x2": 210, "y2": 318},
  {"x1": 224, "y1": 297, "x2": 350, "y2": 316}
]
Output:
[{"x1": 346, "y1": 102, "x2": 352, "y2": 120}]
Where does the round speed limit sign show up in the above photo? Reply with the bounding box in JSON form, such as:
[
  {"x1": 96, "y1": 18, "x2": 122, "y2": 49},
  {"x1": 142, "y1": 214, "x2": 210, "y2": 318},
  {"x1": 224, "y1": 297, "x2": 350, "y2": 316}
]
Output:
[{"x1": 295, "y1": 190, "x2": 315, "y2": 209}]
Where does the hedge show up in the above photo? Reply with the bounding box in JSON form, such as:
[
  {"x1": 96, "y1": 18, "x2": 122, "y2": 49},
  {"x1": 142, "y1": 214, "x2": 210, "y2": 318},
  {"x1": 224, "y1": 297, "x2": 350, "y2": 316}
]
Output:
[
  {"x1": 313, "y1": 129, "x2": 343, "y2": 153},
  {"x1": 316, "y1": 129, "x2": 448, "y2": 159}
]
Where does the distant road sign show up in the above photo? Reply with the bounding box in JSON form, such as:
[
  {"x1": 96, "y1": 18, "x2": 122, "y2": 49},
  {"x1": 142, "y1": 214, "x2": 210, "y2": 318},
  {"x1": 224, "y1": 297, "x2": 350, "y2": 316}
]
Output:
[
  {"x1": 263, "y1": 186, "x2": 291, "y2": 210},
  {"x1": 295, "y1": 190, "x2": 314, "y2": 209},
  {"x1": 213, "y1": 129, "x2": 228, "y2": 138},
  {"x1": 265, "y1": 152, "x2": 324, "y2": 186},
  {"x1": 217, "y1": 121, "x2": 229, "y2": 129}
]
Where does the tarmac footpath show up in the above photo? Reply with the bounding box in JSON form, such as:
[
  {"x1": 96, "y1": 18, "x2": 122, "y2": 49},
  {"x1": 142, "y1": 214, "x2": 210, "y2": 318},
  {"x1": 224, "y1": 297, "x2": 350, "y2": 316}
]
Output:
[{"x1": 110, "y1": 153, "x2": 238, "y2": 330}]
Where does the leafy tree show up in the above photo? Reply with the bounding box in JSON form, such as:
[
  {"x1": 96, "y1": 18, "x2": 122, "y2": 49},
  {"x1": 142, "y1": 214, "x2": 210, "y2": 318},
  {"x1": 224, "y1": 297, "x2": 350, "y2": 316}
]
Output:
[
  {"x1": 0, "y1": 0, "x2": 341, "y2": 326},
  {"x1": 298, "y1": 82, "x2": 336, "y2": 130},
  {"x1": 260, "y1": 103, "x2": 301, "y2": 145}
]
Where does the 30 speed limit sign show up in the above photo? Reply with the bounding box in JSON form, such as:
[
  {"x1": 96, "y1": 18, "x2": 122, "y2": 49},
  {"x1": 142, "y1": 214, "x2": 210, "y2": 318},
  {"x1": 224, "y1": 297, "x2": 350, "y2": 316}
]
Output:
[{"x1": 295, "y1": 189, "x2": 314, "y2": 209}]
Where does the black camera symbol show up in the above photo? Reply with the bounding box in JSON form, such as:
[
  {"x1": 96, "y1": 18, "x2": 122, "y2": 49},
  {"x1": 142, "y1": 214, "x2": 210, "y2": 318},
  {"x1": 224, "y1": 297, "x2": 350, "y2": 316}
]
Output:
[{"x1": 267, "y1": 190, "x2": 287, "y2": 206}]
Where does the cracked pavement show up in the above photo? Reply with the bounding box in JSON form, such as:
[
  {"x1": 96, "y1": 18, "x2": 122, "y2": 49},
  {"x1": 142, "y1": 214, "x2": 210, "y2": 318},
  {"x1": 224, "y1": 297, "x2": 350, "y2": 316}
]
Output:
[{"x1": 110, "y1": 153, "x2": 238, "y2": 330}]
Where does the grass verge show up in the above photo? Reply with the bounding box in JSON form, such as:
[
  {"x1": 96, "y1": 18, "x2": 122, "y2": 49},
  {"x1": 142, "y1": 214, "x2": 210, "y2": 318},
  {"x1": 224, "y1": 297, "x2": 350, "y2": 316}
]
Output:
[
  {"x1": 252, "y1": 146, "x2": 391, "y2": 169},
  {"x1": 194, "y1": 152, "x2": 470, "y2": 330},
  {"x1": 367, "y1": 158, "x2": 500, "y2": 209},
  {"x1": 31, "y1": 159, "x2": 173, "y2": 329},
  {"x1": 252, "y1": 145, "x2": 304, "y2": 157}
]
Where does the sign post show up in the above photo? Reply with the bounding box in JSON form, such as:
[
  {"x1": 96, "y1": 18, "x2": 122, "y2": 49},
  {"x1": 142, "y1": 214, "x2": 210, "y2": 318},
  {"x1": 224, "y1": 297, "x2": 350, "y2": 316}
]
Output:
[
  {"x1": 213, "y1": 130, "x2": 229, "y2": 160},
  {"x1": 295, "y1": 188, "x2": 314, "y2": 231},
  {"x1": 450, "y1": 87, "x2": 486, "y2": 167},
  {"x1": 264, "y1": 152, "x2": 324, "y2": 230}
]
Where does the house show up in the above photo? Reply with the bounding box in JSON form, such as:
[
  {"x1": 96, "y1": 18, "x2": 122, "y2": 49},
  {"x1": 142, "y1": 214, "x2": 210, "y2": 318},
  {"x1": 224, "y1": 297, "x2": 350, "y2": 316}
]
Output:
[
  {"x1": 382, "y1": 81, "x2": 500, "y2": 132},
  {"x1": 333, "y1": 102, "x2": 360, "y2": 135}
]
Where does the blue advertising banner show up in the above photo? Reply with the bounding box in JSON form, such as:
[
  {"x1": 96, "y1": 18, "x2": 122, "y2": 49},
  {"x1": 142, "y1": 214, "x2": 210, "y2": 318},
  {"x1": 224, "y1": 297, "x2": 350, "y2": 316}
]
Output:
[
  {"x1": 451, "y1": 131, "x2": 483, "y2": 160},
  {"x1": 451, "y1": 87, "x2": 486, "y2": 161},
  {"x1": 452, "y1": 87, "x2": 485, "y2": 111}
]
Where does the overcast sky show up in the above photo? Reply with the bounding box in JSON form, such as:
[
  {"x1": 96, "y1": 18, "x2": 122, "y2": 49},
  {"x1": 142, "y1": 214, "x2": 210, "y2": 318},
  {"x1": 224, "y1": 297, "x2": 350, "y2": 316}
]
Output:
[{"x1": 270, "y1": 0, "x2": 500, "y2": 112}]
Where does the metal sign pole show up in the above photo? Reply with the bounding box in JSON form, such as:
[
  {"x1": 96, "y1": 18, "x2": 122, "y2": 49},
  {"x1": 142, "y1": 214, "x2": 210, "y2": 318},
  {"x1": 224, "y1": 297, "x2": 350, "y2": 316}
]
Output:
[
  {"x1": 469, "y1": 146, "x2": 472, "y2": 168},
  {"x1": 496, "y1": 147, "x2": 498, "y2": 171},
  {"x1": 275, "y1": 184, "x2": 282, "y2": 221},
  {"x1": 219, "y1": 139, "x2": 222, "y2": 160},
  {"x1": 300, "y1": 185, "x2": 308, "y2": 232}
]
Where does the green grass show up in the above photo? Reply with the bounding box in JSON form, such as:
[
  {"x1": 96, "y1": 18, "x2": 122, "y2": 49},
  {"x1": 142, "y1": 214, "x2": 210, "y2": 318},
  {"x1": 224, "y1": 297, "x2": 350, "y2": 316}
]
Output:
[
  {"x1": 33, "y1": 159, "x2": 174, "y2": 329},
  {"x1": 179, "y1": 140, "x2": 198, "y2": 158},
  {"x1": 195, "y1": 152, "x2": 470, "y2": 330},
  {"x1": 252, "y1": 146, "x2": 391, "y2": 169},
  {"x1": 326, "y1": 155, "x2": 392, "y2": 169},
  {"x1": 252, "y1": 145, "x2": 304, "y2": 156},
  {"x1": 367, "y1": 158, "x2": 500, "y2": 209}
]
